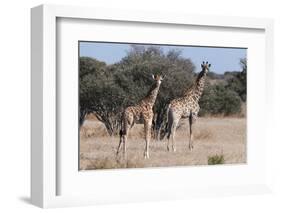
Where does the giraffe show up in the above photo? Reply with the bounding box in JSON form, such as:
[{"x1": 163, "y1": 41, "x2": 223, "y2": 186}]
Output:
[
  {"x1": 117, "y1": 74, "x2": 164, "y2": 159},
  {"x1": 165, "y1": 61, "x2": 211, "y2": 152}
]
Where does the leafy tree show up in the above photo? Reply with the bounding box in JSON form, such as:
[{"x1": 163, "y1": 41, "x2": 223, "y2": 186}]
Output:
[
  {"x1": 79, "y1": 57, "x2": 126, "y2": 135},
  {"x1": 79, "y1": 57, "x2": 107, "y2": 125}
]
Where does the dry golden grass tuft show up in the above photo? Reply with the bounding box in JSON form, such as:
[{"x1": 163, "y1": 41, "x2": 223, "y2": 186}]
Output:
[
  {"x1": 175, "y1": 125, "x2": 213, "y2": 141},
  {"x1": 81, "y1": 156, "x2": 145, "y2": 170},
  {"x1": 88, "y1": 157, "x2": 119, "y2": 170},
  {"x1": 194, "y1": 129, "x2": 213, "y2": 141},
  {"x1": 80, "y1": 120, "x2": 108, "y2": 138}
]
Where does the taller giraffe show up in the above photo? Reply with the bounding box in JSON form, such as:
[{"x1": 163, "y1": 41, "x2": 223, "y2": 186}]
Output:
[
  {"x1": 165, "y1": 61, "x2": 211, "y2": 152},
  {"x1": 117, "y1": 74, "x2": 164, "y2": 159}
]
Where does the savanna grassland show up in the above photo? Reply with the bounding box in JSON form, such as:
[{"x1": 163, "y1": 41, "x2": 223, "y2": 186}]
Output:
[{"x1": 79, "y1": 116, "x2": 246, "y2": 170}]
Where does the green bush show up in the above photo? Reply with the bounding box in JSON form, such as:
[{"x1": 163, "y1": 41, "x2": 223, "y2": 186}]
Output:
[
  {"x1": 208, "y1": 154, "x2": 225, "y2": 165},
  {"x1": 199, "y1": 83, "x2": 242, "y2": 116}
]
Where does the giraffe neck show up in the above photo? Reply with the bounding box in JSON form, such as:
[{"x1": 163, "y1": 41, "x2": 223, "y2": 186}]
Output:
[
  {"x1": 140, "y1": 82, "x2": 161, "y2": 107},
  {"x1": 185, "y1": 70, "x2": 207, "y2": 102}
]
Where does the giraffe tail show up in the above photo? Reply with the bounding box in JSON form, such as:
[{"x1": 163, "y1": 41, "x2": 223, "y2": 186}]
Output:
[
  {"x1": 119, "y1": 129, "x2": 123, "y2": 136},
  {"x1": 166, "y1": 104, "x2": 173, "y2": 132},
  {"x1": 119, "y1": 115, "x2": 123, "y2": 137},
  {"x1": 119, "y1": 112, "x2": 127, "y2": 136}
]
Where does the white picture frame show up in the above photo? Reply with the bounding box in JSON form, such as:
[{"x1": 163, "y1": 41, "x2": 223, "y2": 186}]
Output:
[{"x1": 31, "y1": 4, "x2": 274, "y2": 208}]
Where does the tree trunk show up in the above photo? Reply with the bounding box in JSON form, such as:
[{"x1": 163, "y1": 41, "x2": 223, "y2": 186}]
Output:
[
  {"x1": 95, "y1": 113, "x2": 121, "y2": 137},
  {"x1": 79, "y1": 108, "x2": 88, "y2": 126}
]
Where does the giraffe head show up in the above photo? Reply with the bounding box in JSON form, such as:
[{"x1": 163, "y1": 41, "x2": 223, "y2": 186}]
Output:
[
  {"x1": 152, "y1": 74, "x2": 165, "y2": 85},
  {"x1": 201, "y1": 61, "x2": 211, "y2": 73}
]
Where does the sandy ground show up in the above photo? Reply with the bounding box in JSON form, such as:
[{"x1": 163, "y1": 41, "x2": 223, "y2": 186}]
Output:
[{"x1": 79, "y1": 117, "x2": 246, "y2": 170}]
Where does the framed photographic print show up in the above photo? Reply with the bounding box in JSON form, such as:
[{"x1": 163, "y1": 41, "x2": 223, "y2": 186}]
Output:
[{"x1": 31, "y1": 4, "x2": 274, "y2": 208}]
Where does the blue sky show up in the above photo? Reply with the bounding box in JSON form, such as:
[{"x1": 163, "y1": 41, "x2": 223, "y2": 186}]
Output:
[{"x1": 79, "y1": 42, "x2": 247, "y2": 74}]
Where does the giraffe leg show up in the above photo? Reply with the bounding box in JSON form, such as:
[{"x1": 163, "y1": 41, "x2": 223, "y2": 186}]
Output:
[
  {"x1": 123, "y1": 134, "x2": 127, "y2": 158},
  {"x1": 116, "y1": 134, "x2": 123, "y2": 156},
  {"x1": 123, "y1": 124, "x2": 131, "y2": 158},
  {"x1": 189, "y1": 117, "x2": 193, "y2": 151},
  {"x1": 166, "y1": 122, "x2": 172, "y2": 151},
  {"x1": 117, "y1": 122, "x2": 127, "y2": 157},
  {"x1": 144, "y1": 116, "x2": 152, "y2": 159},
  {"x1": 119, "y1": 114, "x2": 133, "y2": 158},
  {"x1": 188, "y1": 114, "x2": 197, "y2": 151},
  {"x1": 166, "y1": 109, "x2": 174, "y2": 152},
  {"x1": 167, "y1": 129, "x2": 171, "y2": 151},
  {"x1": 171, "y1": 122, "x2": 177, "y2": 152},
  {"x1": 167, "y1": 118, "x2": 179, "y2": 152}
]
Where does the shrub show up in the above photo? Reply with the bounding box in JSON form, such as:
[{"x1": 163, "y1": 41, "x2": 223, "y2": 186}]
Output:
[
  {"x1": 208, "y1": 154, "x2": 225, "y2": 165},
  {"x1": 199, "y1": 83, "x2": 242, "y2": 116}
]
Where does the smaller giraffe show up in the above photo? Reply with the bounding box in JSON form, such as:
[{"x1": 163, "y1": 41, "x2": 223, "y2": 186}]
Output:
[
  {"x1": 165, "y1": 61, "x2": 211, "y2": 152},
  {"x1": 117, "y1": 74, "x2": 164, "y2": 159}
]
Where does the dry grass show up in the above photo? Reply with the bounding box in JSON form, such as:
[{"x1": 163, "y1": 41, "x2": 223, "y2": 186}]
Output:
[
  {"x1": 80, "y1": 120, "x2": 108, "y2": 138},
  {"x1": 81, "y1": 156, "x2": 145, "y2": 170},
  {"x1": 79, "y1": 117, "x2": 246, "y2": 170}
]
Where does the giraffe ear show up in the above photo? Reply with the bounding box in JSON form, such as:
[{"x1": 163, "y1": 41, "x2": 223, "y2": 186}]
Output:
[
  {"x1": 208, "y1": 64, "x2": 211, "y2": 67},
  {"x1": 152, "y1": 74, "x2": 156, "y2": 80}
]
